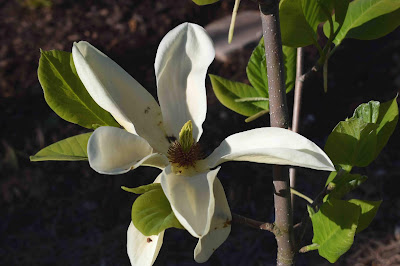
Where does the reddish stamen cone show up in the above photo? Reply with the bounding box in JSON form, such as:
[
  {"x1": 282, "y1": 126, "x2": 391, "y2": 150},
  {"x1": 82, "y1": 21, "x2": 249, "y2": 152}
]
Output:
[{"x1": 167, "y1": 140, "x2": 203, "y2": 167}]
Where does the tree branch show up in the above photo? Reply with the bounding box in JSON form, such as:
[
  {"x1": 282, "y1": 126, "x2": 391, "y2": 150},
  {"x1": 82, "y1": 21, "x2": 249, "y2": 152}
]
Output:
[
  {"x1": 290, "y1": 47, "x2": 304, "y2": 206},
  {"x1": 232, "y1": 213, "x2": 276, "y2": 233},
  {"x1": 259, "y1": 0, "x2": 294, "y2": 265}
]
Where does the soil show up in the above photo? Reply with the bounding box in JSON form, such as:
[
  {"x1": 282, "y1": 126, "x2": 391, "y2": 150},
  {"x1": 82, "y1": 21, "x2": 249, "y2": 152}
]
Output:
[{"x1": 1, "y1": 0, "x2": 399, "y2": 265}]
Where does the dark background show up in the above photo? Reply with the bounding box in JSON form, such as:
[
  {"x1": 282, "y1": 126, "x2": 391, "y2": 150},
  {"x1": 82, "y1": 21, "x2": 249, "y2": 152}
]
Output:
[{"x1": 1, "y1": 0, "x2": 399, "y2": 265}]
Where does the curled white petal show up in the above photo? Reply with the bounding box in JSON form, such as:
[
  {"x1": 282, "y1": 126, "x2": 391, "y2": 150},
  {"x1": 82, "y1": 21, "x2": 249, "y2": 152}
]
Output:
[
  {"x1": 127, "y1": 222, "x2": 164, "y2": 266},
  {"x1": 88, "y1": 126, "x2": 153, "y2": 175},
  {"x1": 160, "y1": 166, "x2": 221, "y2": 238},
  {"x1": 72, "y1": 41, "x2": 170, "y2": 154},
  {"x1": 155, "y1": 22, "x2": 214, "y2": 141},
  {"x1": 194, "y1": 178, "x2": 231, "y2": 263},
  {"x1": 206, "y1": 128, "x2": 335, "y2": 171}
]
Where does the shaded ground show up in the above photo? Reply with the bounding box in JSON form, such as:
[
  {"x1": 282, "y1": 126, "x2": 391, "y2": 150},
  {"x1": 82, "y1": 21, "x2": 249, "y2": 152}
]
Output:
[{"x1": 1, "y1": 0, "x2": 400, "y2": 265}]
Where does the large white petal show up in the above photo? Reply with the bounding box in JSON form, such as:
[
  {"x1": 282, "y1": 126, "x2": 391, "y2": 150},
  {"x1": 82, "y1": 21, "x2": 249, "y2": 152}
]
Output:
[
  {"x1": 88, "y1": 126, "x2": 153, "y2": 175},
  {"x1": 155, "y1": 23, "x2": 214, "y2": 141},
  {"x1": 206, "y1": 128, "x2": 335, "y2": 171},
  {"x1": 127, "y1": 222, "x2": 164, "y2": 266},
  {"x1": 194, "y1": 178, "x2": 231, "y2": 263},
  {"x1": 160, "y1": 166, "x2": 221, "y2": 238},
  {"x1": 72, "y1": 41, "x2": 170, "y2": 154},
  {"x1": 141, "y1": 153, "x2": 169, "y2": 170}
]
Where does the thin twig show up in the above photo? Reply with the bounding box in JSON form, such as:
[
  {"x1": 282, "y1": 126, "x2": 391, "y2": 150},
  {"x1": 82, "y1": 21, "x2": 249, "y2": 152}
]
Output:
[
  {"x1": 290, "y1": 47, "x2": 304, "y2": 207},
  {"x1": 232, "y1": 213, "x2": 275, "y2": 233}
]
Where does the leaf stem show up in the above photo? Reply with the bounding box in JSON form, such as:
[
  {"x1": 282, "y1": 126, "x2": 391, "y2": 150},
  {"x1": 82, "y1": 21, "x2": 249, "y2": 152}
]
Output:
[
  {"x1": 245, "y1": 109, "x2": 269, "y2": 122},
  {"x1": 299, "y1": 243, "x2": 319, "y2": 253},
  {"x1": 235, "y1": 97, "x2": 269, "y2": 102},
  {"x1": 228, "y1": 0, "x2": 241, "y2": 43},
  {"x1": 290, "y1": 188, "x2": 313, "y2": 204}
]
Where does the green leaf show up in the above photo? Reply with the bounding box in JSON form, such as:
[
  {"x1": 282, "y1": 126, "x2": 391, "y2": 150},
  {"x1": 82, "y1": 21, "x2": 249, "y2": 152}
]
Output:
[
  {"x1": 209, "y1": 74, "x2": 268, "y2": 117},
  {"x1": 246, "y1": 38, "x2": 297, "y2": 98},
  {"x1": 122, "y1": 183, "x2": 161, "y2": 194},
  {"x1": 280, "y1": 0, "x2": 333, "y2": 47},
  {"x1": 30, "y1": 133, "x2": 92, "y2": 161},
  {"x1": 246, "y1": 38, "x2": 270, "y2": 97},
  {"x1": 352, "y1": 97, "x2": 399, "y2": 158},
  {"x1": 322, "y1": 0, "x2": 350, "y2": 40},
  {"x1": 191, "y1": 0, "x2": 219, "y2": 5},
  {"x1": 330, "y1": 0, "x2": 400, "y2": 45},
  {"x1": 38, "y1": 50, "x2": 119, "y2": 129},
  {"x1": 346, "y1": 9, "x2": 400, "y2": 40},
  {"x1": 325, "y1": 118, "x2": 378, "y2": 168},
  {"x1": 282, "y1": 45, "x2": 297, "y2": 93},
  {"x1": 311, "y1": 198, "x2": 360, "y2": 263},
  {"x1": 131, "y1": 186, "x2": 184, "y2": 236},
  {"x1": 348, "y1": 199, "x2": 381, "y2": 233},
  {"x1": 327, "y1": 172, "x2": 368, "y2": 200}
]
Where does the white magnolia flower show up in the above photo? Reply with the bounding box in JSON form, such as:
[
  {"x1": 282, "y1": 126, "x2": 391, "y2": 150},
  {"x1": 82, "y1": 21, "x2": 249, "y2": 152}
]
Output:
[{"x1": 72, "y1": 22, "x2": 335, "y2": 265}]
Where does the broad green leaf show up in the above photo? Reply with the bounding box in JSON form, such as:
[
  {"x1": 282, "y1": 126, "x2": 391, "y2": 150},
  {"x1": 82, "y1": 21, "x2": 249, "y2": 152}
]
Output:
[
  {"x1": 122, "y1": 183, "x2": 161, "y2": 194},
  {"x1": 311, "y1": 198, "x2": 360, "y2": 263},
  {"x1": 346, "y1": 9, "x2": 400, "y2": 40},
  {"x1": 30, "y1": 133, "x2": 91, "y2": 161},
  {"x1": 246, "y1": 38, "x2": 297, "y2": 94},
  {"x1": 348, "y1": 199, "x2": 381, "y2": 233},
  {"x1": 38, "y1": 50, "x2": 119, "y2": 129},
  {"x1": 325, "y1": 118, "x2": 378, "y2": 168},
  {"x1": 282, "y1": 45, "x2": 297, "y2": 93},
  {"x1": 192, "y1": 0, "x2": 219, "y2": 5},
  {"x1": 280, "y1": 0, "x2": 333, "y2": 47},
  {"x1": 330, "y1": 0, "x2": 400, "y2": 45},
  {"x1": 246, "y1": 38, "x2": 269, "y2": 97},
  {"x1": 352, "y1": 97, "x2": 399, "y2": 158},
  {"x1": 131, "y1": 186, "x2": 184, "y2": 236},
  {"x1": 209, "y1": 74, "x2": 268, "y2": 117},
  {"x1": 327, "y1": 173, "x2": 367, "y2": 200}
]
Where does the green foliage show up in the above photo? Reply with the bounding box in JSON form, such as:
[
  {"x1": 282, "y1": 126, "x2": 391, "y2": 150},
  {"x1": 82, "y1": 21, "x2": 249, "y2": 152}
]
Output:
[
  {"x1": 325, "y1": 118, "x2": 378, "y2": 168},
  {"x1": 122, "y1": 183, "x2": 162, "y2": 194},
  {"x1": 325, "y1": 97, "x2": 398, "y2": 169},
  {"x1": 311, "y1": 198, "x2": 360, "y2": 263},
  {"x1": 191, "y1": 0, "x2": 219, "y2": 5},
  {"x1": 127, "y1": 184, "x2": 184, "y2": 236},
  {"x1": 209, "y1": 74, "x2": 268, "y2": 117},
  {"x1": 38, "y1": 50, "x2": 119, "y2": 129},
  {"x1": 326, "y1": 172, "x2": 367, "y2": 200},
  {"x1": 279, "y1": 0, "x2": 334, "y2": 47},
  {"x1": 324, "y1": 0, "x2": 400, "y2": 45},
  {"x1": 348, "y1": 199, "x2": 381, "y2": 233},
  {"x1": 246, "y1": 38, "x2": 296, "y2": 94},
  {"x1": 353, "y1": 97, "x2": 399, "y2": 157},
  {"x1": 30, "y1": 133, "x2": 92, "y2": 161},
  {"x1": 210, "y1": 38, "x2": 296, "y2": 119}
]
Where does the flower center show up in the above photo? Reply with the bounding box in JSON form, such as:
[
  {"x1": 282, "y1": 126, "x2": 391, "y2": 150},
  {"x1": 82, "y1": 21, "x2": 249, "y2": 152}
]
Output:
[{"x1": 167, "y1": 121, "x2": 203, "y2": 175}]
